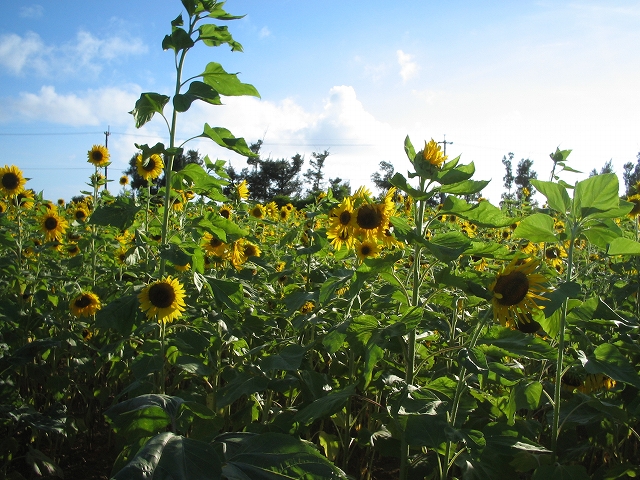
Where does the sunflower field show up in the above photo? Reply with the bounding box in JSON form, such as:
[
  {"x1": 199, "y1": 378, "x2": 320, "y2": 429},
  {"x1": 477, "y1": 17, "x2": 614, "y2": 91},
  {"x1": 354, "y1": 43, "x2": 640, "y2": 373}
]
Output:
[{"x1": 2, "y1": 2, "x2": 640, "y2": 480}]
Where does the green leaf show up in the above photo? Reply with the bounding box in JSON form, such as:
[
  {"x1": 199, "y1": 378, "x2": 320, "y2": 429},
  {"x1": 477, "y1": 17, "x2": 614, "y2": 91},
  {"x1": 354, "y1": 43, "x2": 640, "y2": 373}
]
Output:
[
  {"x1": 198, "y1": 213, "x2": 248, "y2": 242},
  {"x1": 95, "y1": 294, "x2": 140, "y2": 335},
  {"x1": 200, "y1": 62, "x2": 260, "y2": 97},
  {"x1": 174, "y1": 81, "x2": 222, "y2": 112},
  {"x1": 112, "y1": 432, "x2": 222, "y2": 480},
  {"x1": 198, "y1": 24, "x2": 236, "y2": 48},
  {"x1": 477, "y1": 326, "x2": 557, "y2": 360},
  {"x1": 579, "y1": 343, "x2": 640, "y2": 389},
  {"x1": 260, "y1": 344, "x2": 307, "y2": 372},
  {"x1": 89, "y1": 196, "x2": 141, "y2": 230},
  {"x1": 512, "y1": 213, "x2": 557, "y2": 243},
  {"x1": 505, "y1": 381, "x2": 542, "y2": 424},
  {"x1": 402, "y1": 411, "x2": 449, "y2": 448},
  {"x1": 425, "y1": 231, "x2": 472, "y2": 263},
  {"x1": 26, "y1": 446, "x2": 63, "y2": 479},
  {"x1": 572, "y1": 173, "x2": 620, "y2": 220},
  {"x1": 293, "y1": 384, "x2": 356, "y2": 426},
  {"x1": 607, "y1": 236, "x2": 640, "y2": 256},
  {"x1": 216, "y1": 373, "x2": 270, "y2": 409},
  {"x1": 389, "y1": 172, "x2": 432, "y2": 200},
  {"x1": 531, "y1": 179, "x2": 571, "y2": 213},
  {"x1": 440, "y1": 179, "x2": 490, "y2": 195},
  {"x1": 207, "y1": 277, "x2": 244, "y2": 309},
  {"x1": 436, "y1": 161, "x2": 475, "y2": 185},
  {"x1": 583, "y1": 220, "x2": 622, "y2": 249},
  {"x1": 404, "y1": 135, "x2": 416, "y2": 162},
  {"x1": 443, "y1": 196, "x2": 514, "y2": 228},
  {"x1": 319, "y1": 270, "x2": 353, "y2": 304},
  {"x1": 458, "y1": 347, "x2": 489, "y2": 374},
  {"x1": 162, "y1": 28, "x2": 195, "y2": 52},
  {"x1": 200, "y1": 124, "x2": 256, "y2": 157},
  {"x1": 532, "y1": 464, "x2": 589, "y2": 480},
  {"x1": 129, "y1": 93, "x2": 170, "y2": 128},
  {"x1": 217, "y1": 432, "x2": 348, "y2": 479}
]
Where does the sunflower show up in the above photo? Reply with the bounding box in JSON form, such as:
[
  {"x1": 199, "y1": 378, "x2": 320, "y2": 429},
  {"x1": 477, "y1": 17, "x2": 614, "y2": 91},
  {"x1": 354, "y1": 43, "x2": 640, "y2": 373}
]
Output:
[
  {"x1": 236, "y1": 179, "x2": 249, "y2": 200},
  {"x1": 627, "y1": 194, "x2": 640, "y2": 217},
  {"x1": 219, "y1": 205, "x2": 233, "y2": 219},
  {"x1": 14, "y1": 189, "x2": 35, "y2": 209},
  {"x1": 279, "y1": 206, "x2": 291, "y2": 221},
  {"x1": 87, "y1": 145, "x2": 110, "y2": 167},
  {"x1": 355, "y1": 239, "x2": 380, "y2": 262},
  {"x1": 544, "y1": 245, "x2": 567, "y2": 271},
  {"x1": 489, "y1": 258, "x2": 551, "y2": 328},
  {"x1": 70, "y1": 291, "x2": 101, "y2": 317},
  {"x1": 119, "y1": 175, "x2": 129, "y2": 186},
  {"x1": 230, "y1": 239, "x2": 261, "y2": 269},
  {"x1": 138, "y1": 276, "x2": 187, "y2": 324},
  {"x1": 299, "y1": 301, "x2": 315, "y2": 314},
  {"x1": 0, "y1": 165, "x2": 27, "y2": 198},
  {"x1": 171, "y1": 191, "x2": 186, "y2": 211},
  {"x1": 202, "y1": 232, "x2": 228, "y2": 257},
  {"x1": 422, "y1": 139, "x2": 447, "y2": 168},
  {"x1": 173, "y1": 262, "x2": 191, "y2": 272},
  {"x1": 73, "y1": 206, "x2": 90, "y2": 222},
  {"x1": 136, "y1": 154, "x2": 164, "y2": 181},
  {"x1": 0, "y1": 201, "x2": 6, "y2": 214},
  {"x1": 65, "y1": 243, "x2": 80, "y2": 257},
  {"x1": 327, "y1": 197, "x2": 356, "y2": 246},
  {"x1": 265, "y1": 201, "x2": 279, "y2": 219},
  {"x1": 57, "y1": 198, "x2": 66, "y2": 206},
  {"x1": 352, "y1": 185, "x2": 373, "y2": 200},
  {"x1": 250, "y1": 203, "x2": 266, "y2": 219},
  {"x1": 355, "y1": 202, "x2": 390, "y2": 241},
  {"x1": 41, "y1": 211, "x2": 69, "y2": 242}
]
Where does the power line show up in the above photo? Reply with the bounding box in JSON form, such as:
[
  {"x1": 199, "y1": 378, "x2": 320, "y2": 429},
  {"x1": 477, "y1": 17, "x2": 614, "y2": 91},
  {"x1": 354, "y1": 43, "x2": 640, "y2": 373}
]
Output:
[{"x1": 0, "y1": 131, "x2": 103, "y2": 136}]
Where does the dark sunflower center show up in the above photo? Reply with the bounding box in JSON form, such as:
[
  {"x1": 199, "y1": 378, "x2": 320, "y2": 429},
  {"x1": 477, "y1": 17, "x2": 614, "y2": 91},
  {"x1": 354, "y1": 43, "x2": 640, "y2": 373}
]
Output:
[
  {"x1": 44, "y1": 217, "x2": 59, "y2": 230},
  {"x1": 244, "y1": 245, "x2": 257, "y2": 257},
  {"x1": 148, "y1": 283, "x2": 176, "y2": 309},
  {"x1": 92, "y1": 151, "x2": 103, "y2": 162},
  {"x1": 546, "y1": 247, "x2": 559, "y2": 259},
  {"x1": 75, "y1": 295, "x2": 92, "y2": 308},
  {"x1": 357, "y1": 204, "x2": 382, "y2": 230},
  {"x1": 220, "y1": 209, "x2": 230, "y2": 219},
  {"x1": 339, "y1": 210, "x2": 352, "y2": 225},
  {"x1": 144, "y1": 159, "x2": 156, "y2": 172},
  {"x1": 68, "y1": 245, "x2": 79, "y2": 253},
  {"x1": 361, "y1": 245, "x2": 372, "y2": 256},
  {"x1": 2, "y1": 172, "x2": 19, "y2": 190},
  {"x1": 75, "y1": 210, "x2": 86, "y2": 220},
  {"x1": 210, "y1": 238, "x2": 222, "y2": 248},
  {"x1": 494, "y1": 271, "x2": 529, "y2": 306}
]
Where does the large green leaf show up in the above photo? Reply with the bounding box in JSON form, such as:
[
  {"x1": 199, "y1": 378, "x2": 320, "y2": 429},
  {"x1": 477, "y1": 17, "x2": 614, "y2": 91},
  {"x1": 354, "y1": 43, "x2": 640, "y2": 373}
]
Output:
[
  {"x1": 200, "y1": 62, "x2": 260, "y2": 97},
  {"x1": 207, "y1": 277, "x2": 244, "y2": 309},
  {"x1": 95, "y1": 294, "x2": 140, "y2": 335},
  {"x1": 425, "y1": 231, "x2": 472, "y2": 263},
  {"x1": 531, "y1": 179, "x2": 571, "y2": 213},
  {"x1": 89, "y1": 196, "x2": 141, "y2": 230},
  {"x1": 112, "y1": 432, "x2": 222, "y2": 480},
  {"x1": 572, "y1": 173, "x2": 620, "y2": 220},
  {"x1": 216, "y1": 372, "x2": 270, "y2": 409},
  {"x1": 442, "y1": 196, "x2": 514, "y2": 228},
  {"x1": 216, "y1": 432, "x2": 348, "y2": 479},
  {"x1": 582, "y1": 220, "x2": 622, "y2": 249},
  {"x1": 439, "y1": 179, "x2": 490, "y2": 195},
  {"x1": 512, "y1": 213, "x2": 557, "y2": 243},
  {"x1": 162, "y1": 28, "x2": 195, "y2": 52},
  {"x1": 200, "y1": 124, "x2": 256, "y2": 157},
  {"x1": 401, "y1": 411, "x2": 449, "y2": 448},
  {"x1": 174, "y1": 81, "x2": 222, "y2": 112},
  {"x1": 293, "y1": 384, "x2": 356, "y2": 426},
  {"x1": 505, "y1": 380, "x2": 542, "y2": 424},
  {"x1": 477, "y1": 326, "x2": 557, "y2": 360},
  {"x1": 607, "y1": 236, "x2": 640, "y2": 256},
  {"x1": 578, "y1": 344, "x2": 640, "y2": 389},
  {"x1": 389, "y1": 172, "x2": 431, "y2": 200},
  {"x1": 130, "y1": 93, "x2": 170, "y2": 128}
]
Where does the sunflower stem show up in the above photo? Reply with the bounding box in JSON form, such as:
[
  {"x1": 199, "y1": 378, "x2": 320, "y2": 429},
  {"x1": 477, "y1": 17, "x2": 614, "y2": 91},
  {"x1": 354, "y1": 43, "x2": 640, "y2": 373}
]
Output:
[{"x1": 551, "y1": 228, "x2": 576, "y2": 461}]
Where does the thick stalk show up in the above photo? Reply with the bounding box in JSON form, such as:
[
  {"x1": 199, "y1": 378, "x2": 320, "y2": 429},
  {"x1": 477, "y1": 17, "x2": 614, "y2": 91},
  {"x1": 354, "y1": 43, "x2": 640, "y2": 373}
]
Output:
[
  {"x1": 551, "y1": 230, "x2": 576, "y2": 460},
  {"x1": 400, "y1": 179, "x2": 426, "y2": 480}
]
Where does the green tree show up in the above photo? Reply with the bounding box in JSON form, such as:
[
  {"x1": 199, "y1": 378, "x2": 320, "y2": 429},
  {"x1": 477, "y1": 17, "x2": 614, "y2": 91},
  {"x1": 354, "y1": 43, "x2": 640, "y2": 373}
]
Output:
[
  {"x1": 514, "y1": 157, "x2": 537, "y2": 202},
  {"x1": 371, "y1": 161, "x2": 395, "y2": 193},
  {"x1": 303, "y1": 150, "x2": 329, "y2": 196},
  {"x1": 501, "y1": 152, "x2": 515, "y2": 202},
  {"x1": 328, "y1": 177, "x2": 351, "y2": 201},
  {"x1": 589, "y1": 159, "x2": 614, "y2": 178},
  {"x1": 623, "y1": 153, "x2": 640, "y2": 195}
]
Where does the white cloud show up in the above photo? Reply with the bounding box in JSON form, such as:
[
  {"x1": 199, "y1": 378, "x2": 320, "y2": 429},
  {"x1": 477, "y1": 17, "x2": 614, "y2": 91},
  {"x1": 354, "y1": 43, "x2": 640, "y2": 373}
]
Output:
[
  {"x1": 20, "y1": 5, "x2": 44, "y2": 19},
  {"x1": 259, "y1": 26, "x2": 271, "y2": 38},
  {"x1": 397, "y1": 49, "x2": 418, "y2": 83},
  {"x1": 0, "y1": 30, "x2": 147, "y2": 77},
  {"x1": 0, "y1": 32, "x2": 48, "y2": 74},
  {"x1": 3, "y1": 85, "x2": 141, "y2": 126}
]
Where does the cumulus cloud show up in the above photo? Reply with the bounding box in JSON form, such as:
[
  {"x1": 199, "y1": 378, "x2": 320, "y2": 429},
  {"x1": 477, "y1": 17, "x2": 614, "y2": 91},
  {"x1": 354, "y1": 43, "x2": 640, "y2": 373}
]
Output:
[
  {"x1": 3, "y1": 85, "x2": 141, "y2": 126},
  {"x1": 397, "y1": 49, "x2": 418, "y2": 83},
  {"x1": 20, "y1": 5, "x2": 44, "y2": 19},
  {"x1": 0, "y1": 30, "x2": 147, "y2": 77}
]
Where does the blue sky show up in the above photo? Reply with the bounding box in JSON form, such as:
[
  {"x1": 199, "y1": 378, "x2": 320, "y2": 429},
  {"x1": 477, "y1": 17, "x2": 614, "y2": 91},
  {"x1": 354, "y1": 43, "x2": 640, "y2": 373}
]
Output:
[{"x1": 0, "y1": 1, "x2": 639, "y2": 202}]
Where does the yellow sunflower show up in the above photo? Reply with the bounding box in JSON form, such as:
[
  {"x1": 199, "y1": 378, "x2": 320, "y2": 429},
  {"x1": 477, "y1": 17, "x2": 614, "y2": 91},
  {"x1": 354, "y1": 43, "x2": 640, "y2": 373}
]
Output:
[
  {"x1": 355, "y1": 239, "x2": 380, "y2": 262},
  {"x1": 265, "y1": 201, "x2": 279, "y2": 219},
  {"x1": 70, "y1": 291, "x2": 102, "y2": 317},
  {"x1": 230, "y1": 239, "x2": 261, "y2": 269},
  {"x1": 0, "y1": 201, "x2": 6, "y2": 214},
  {"x1": 489, "y1": 258, "x2": 551, "y2": 328},
  {"x1": 171, "y1": 192, "x2": 186, "y2": 211},
  {"x1": 57, "y1": 198, "x2": 66, "y2": 206},
  {"x1": 236, "y1": 179, "x2": 249, "y2": 200},
  {"x1": 544, "y1": 245, "x2": 567, "y2": 271},
  {"x1": 73, "y1": 206, "x2": 90, "y2": 223},
  {"x1": 279, "y1": 206, "x2": 291, "y2": 221},
  {"x1": 136, "y1": 154, "x2": 164, "y2": 181},
  {"x1": 0, "y1": 165, "x2": 27, "y2": 198},
  {"x1": 65, "y1": 243, "x2": 81, "y2": 257},
  {"x1": 87, "y1": 145, "x2": 110, "y2": 167},
  {"x1": 250, "y1": 203, "x2": 266, "y2": 219},
  {"x1": 327, "y1": 197, "x2": 356, "y2": 248},
  {"x1": 354, "y1": 202, "x2": 390, "y2": 241},
  {"x1": 202, "y1": 232, "x2": 228, "y2": 257},
  {"x1": 119, "y1": 175, "x2": 129, "y2": 186},
  {"x1": 14, "y1": 189, "x2": 35, "y2": 209},
  {"x1": 627, "y1": 194, "x2": 640, "y2": 217},
  {"x1": 422, "y1": 139, "x2": 447, "y2": 168},
  {"x1": 219, "y1": 205, "x2": 233, "y2": 219},
  {"x1": 138, "y1": 276, "x2": 187, "y2": 324},
  {"x1": 40, "y1": 211, "x2": 69, "y2": 242}
]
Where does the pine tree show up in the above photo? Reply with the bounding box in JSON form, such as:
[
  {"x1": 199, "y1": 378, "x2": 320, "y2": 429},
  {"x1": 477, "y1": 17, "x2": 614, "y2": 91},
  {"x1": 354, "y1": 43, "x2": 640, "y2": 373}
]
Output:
[
  {"x1": 514, "y1": 158, "x2": 537, "y2": 202},
  {"x1": 501, "y1": 153, "x2": 515, "y2": 202}
]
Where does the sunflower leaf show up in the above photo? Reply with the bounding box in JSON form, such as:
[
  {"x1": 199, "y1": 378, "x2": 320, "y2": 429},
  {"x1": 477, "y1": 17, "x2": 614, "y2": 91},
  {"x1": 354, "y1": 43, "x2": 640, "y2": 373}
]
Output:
[
  {"x1": 199, "y1": 124, "x2": 257, "y2": 157},
  {"x1": 200, "y1": 62, "x2": 260, "y2": 97},
  {"x1": 129, "y1": 93, "x2": 170, "y2": 128},
  {"x1": 607, "y1": 237, "x2": 640, "y2": 256},
  {"x1": 512, "y1": 213, "x2": 557, "y2": 243},
  {"x1": 531, "y1": 180, "x2": 571, "y2": 213}
]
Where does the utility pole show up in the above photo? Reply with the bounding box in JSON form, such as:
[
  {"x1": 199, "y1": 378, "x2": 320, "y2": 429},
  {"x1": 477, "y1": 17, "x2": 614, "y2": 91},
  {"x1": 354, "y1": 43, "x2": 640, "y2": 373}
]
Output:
[
  {"x1": 104, "y1": 126, "x2": 111, "y2": 186},
  {"x1": 438, "y1": 134, "x2": 453, "y2": 158}
]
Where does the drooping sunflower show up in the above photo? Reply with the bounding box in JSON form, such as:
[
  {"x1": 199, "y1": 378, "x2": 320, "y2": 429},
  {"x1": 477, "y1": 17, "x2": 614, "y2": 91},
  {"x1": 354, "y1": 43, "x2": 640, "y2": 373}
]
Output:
[
  {"x1": 57, "y1": 198, "x2": 66, "y2": 206},
  {"x1": 236, "y1": 179, "x2": 249, "y2": 200},
  {"x1": 171, "y1": 192, "x2": 186, "y2": 211},
  {"x1": 0, "y1": 165, "x2": 27, "y2": 198},
  {"x1": 230, "y1": 239, "x2": 261, "y2": 269},
  {"x1": 422, "y1": 139, "x2": 447, "y2": 168},
  {"x1": 87, "y1": 145, "x2": 110, "y2": 167},
  {"x1": 489, "y1": 258, "x2": 552, "y2": 328},
  {"x1": 70, "y1": 291, "x2": 102, "y2": 317},
  {"x1": 355, "y1": 239, "x2": 380, "y2": 262},
  {"x1": 136, "y1": 154, "x2": 164, "y2": 181},
  {"x1": 138, "y1": 276, "x2": 187, "y2": 324},
  {"x1": 41, "y1": 211, "x2": 69, "y2": 242}
]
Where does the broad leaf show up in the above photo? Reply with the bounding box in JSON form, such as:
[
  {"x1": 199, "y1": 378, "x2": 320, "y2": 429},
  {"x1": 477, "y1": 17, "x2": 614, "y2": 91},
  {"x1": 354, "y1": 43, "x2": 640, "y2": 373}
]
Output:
[
  {"x1": 607, "y1": 237, "x2": 640, "y2": 256},
  {"x1": 579, "y1": 344, "x2": 640, "y2": 389},
  {"x1": 200, "y1": 62, "x2": 260, "y2": 97},
  {"x1": 293, "y1": 384, "x2": 356, "y2": 426},
  {"x1": 200, "y1": 124, "x2": 256, "y2": 157},
  {"x1": 531, "y1": 179, "x2": 571, "y2": 213},
  {"x1": 572, "y1": 173, "x2": 620, "y2": 220},
  {"x1": 512, "y1": 213, "x2": 557, "y2": 243},
  {"x1": 130, "y1": 93, "x2": 170, "y2": 128}
]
